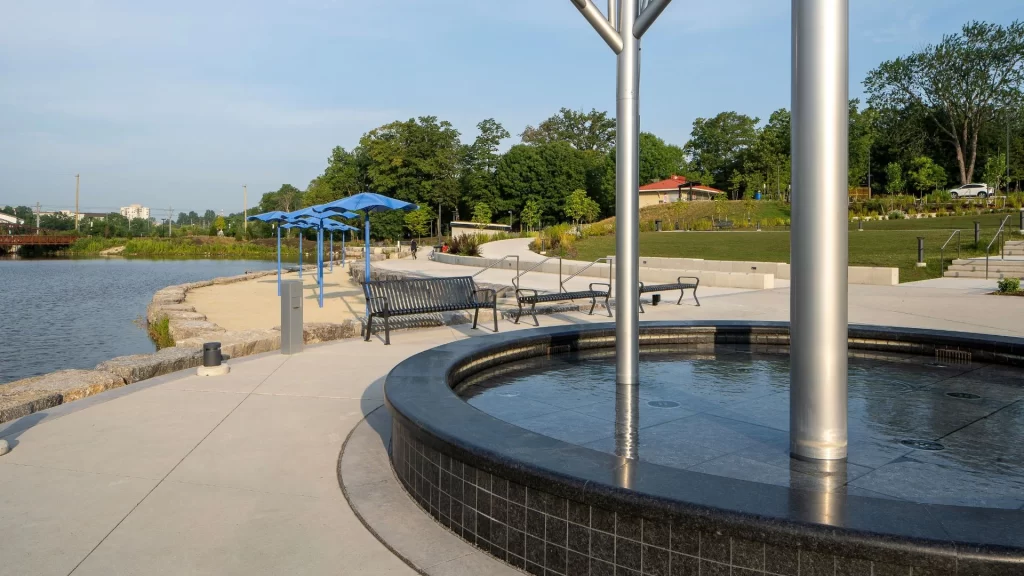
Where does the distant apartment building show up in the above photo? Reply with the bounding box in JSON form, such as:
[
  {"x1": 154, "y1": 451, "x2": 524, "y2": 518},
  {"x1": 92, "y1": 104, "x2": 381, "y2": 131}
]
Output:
[{"x1": 120, "y1": 204, "x2": 151, "y2": 220}]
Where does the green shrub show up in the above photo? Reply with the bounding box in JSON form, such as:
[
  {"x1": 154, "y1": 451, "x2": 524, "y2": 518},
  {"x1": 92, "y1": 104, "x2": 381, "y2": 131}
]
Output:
[
  {"x1": 997, "y1": 277, "x2": 1021, "y2": 294},
  {"x1": 888, "y1": 211, "x2": 905, "y2": 220},
  {"x1": 147, "y1": 315, "x2": 175, "y2": 349},
  {"x1": 448, "y1": 234, "x2": 482, "y2": 256}
]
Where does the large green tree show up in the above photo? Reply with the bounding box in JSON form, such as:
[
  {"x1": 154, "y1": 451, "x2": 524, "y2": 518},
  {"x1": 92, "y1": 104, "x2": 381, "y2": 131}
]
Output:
[
  {"x1": 638, "y1": 132, "x2": 685, "y2": 185},
  {"x1": 865, "y1": 20, "x2": 1024, "y2": 184},
  {"x1": 494, "y1": 141, "x2": 587, "y2": 225},
  {"x1": 360, "y1": 116, "x2": 461, "y2": 235},
  {"x1": 683, "y1": 111, "x2": 760, "y2": 190},
  {"x1": 521, "y1": 108, "x2": 616, "y2": 153},
  {"x1": 459, "y1": 119, "x2": 510, "y2": 212}
]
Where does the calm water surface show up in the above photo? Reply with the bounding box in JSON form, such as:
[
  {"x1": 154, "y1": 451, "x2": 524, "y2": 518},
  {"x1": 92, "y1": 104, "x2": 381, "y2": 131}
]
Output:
[
  {"x1": 0, "y1": 258, "x2": 276, "y2": 384},
  {"x1": 460, "y1": 349, "x2": 1024, "y2": 508}
]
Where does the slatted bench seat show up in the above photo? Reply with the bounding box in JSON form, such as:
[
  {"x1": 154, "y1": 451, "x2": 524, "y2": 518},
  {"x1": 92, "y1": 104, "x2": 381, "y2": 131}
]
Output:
[
  {"x1": 362, "y1": 276, "x2": 497, "y2": 344},
  {"x1": 514, "y1": 283, "x2": 611, "y2": 326},
  {"x1": 638, "y1": 276, "x2": 700, "y2": 312}
]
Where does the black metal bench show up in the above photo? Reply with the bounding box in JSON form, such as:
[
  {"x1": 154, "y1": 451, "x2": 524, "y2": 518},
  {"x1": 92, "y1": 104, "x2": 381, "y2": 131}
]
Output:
[
  {"x1": 514, "y1": 283, "x2": 611, "y2": 326},
  {"x1": 638, "y1": 276, "x2": 700, "y2": 312},
  {"x1": 713, "y1": 220, "x2": 733, "y2": 230},
  {"x1": 362, "y1": 276, "x2": 497, "y2": 344}
]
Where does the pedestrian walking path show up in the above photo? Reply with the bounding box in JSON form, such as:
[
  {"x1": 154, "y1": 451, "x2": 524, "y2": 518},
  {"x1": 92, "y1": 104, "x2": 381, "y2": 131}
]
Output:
[{"x1": 2, "y1": 265, "x2": 1022, "y2": 575}]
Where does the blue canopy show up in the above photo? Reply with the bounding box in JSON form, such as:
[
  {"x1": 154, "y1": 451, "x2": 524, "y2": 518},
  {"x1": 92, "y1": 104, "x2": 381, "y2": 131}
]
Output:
[
  {"x1": 313, "y1": 193, "x2": 416, "y2": 215},
  {"x1": 246, "y1": 211, "x2": 292, "y2": 295},
  {"x1": 312, "y1": 193, "x2": 418, "y2": 322},
  {"x1": 282, "y1": 213, "x2": 360, "y2": 308},
  {"x1": 246, "y1": 211, "x2": 291, "y2": 223}
]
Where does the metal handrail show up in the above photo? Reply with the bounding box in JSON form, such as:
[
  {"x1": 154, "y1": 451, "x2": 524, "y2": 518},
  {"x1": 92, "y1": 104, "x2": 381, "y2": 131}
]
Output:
[
  {"x1": 939, "y1": 229, "x2": 961, "y2": 275},
  {"x1": 472, "y1": 255, "x2": 519, "y2": 280},
  {"x1": 512, "y1": 256, "x2": 560, "y2": 290},
  {"x1": 560, "y1": 257, "x2": 614, "y2": 293},
  {"x1": 985, "y1": 215, "x2": 1011, "y2": 279}
]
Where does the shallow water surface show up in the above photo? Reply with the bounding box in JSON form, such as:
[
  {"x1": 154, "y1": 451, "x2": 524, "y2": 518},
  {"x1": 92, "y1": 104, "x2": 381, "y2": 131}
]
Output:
[{"x1": 0, "y1": 258, "x2": 276, "y2": 384}]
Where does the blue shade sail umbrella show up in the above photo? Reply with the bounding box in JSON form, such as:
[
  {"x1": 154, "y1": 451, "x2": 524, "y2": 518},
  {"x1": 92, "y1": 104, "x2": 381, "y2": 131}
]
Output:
[
  {"x1": 314, "y1": 193, "x2": 417, "y2": 319},
  {"x1": 292, "y1": 208, "x2": 358, "y2": 271},
  {"x1": 246, "y1": 211, "x2": 290, "y2": 295},
  {"x1": 282, "y1": 220, "x2": 317, "y2": 284},
  {"x1": 321, "y1": 219, "x2": 358, "y2": 272}
]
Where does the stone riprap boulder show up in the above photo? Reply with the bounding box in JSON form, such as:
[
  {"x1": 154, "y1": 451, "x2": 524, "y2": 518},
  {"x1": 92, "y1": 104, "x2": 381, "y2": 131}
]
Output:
[
  {"x1": 301, "y1": 321, "x2": 361, "y2": 344},
  {"x1": 96, "y1": 347, "x2": 204, "y2": 385},
  {"x1": 167, "y1": 320, "x2": 224, "y2": 342},
  {"x1": 0, "y1": 370, "x2": 126, "y2": 424},
  {"x1": 146, "y1": 303, "x2": 198, "y2": 324},
  {"x1": 177, "y1": 329, "x2": 281, "y2": 358}
]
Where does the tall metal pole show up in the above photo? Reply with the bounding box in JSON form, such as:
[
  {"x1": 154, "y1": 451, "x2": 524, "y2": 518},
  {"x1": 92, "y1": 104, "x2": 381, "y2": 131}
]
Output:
[
  {"x1": 569, "y1": 0, "x2": 671, "y2": 387},
  {"x1": 243, "y1": 185, "x2": 248, "y2": 234},
  {"x1": 616, "y1": 0, "x2": 640, "y2": 386},
  {"x1": 790, "y1": 0, "x2": 849, "y2": 461},
  {"x1": 75, "y1": 174, "x2": 80, "y2": 232}
]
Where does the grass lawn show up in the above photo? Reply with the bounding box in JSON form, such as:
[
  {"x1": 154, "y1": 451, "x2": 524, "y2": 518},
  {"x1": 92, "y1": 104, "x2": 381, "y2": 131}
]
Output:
[{"x1": 573, "y1": 217, "x2": 1007, "y2": 282}]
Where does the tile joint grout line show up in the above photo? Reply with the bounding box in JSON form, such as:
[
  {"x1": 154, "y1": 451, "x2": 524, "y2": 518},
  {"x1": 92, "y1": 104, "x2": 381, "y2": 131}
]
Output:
[{"x1": 64, "y1": 356, "x2": 294, "y2": 576}]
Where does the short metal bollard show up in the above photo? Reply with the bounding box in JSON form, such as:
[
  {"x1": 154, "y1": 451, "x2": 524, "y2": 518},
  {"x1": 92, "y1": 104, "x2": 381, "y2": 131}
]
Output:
[
  {"x1": 655, "y1": 220, "x2": 662, "y2": 232},
  {"x1": 281, "y1": 279, "x2": 304, "y2": 355},
  {"x1": 651, "y1": 294, "x2": 661, "y2": 306},
  {"x1": 197, "y1": 341, "x2": 230, "y2": 376},
  {"x1": 857, "y1": 219, "x2": 863, "y2": 232},
  {"x1": 974, "y1": 221, "x2": 981, "y2": 245},
  {"x1": 916, "y1": 237, "x2": 926, "y2": 268}
]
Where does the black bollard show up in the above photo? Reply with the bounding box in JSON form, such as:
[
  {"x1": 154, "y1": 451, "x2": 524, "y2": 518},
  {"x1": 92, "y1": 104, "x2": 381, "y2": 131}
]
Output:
[
  {"x1": 203, "y1": 342, "x2": 222, "y2": 367},
  {"x1": 655, "y1": 220, "x2": 662, "y2": 232},
  {"x1": 858, "y1": 219, "x2": 863, "y2": 232},
  {"x1": 917, "y1": 237, "x2": 926, "y2": 268},
  {"x1": 974, "y1": 221, "x2": 980, "y2": 245}
]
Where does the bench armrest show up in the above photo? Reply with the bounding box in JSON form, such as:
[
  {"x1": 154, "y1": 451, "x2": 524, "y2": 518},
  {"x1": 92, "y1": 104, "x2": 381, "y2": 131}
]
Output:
[
  {"x1": 473, "y1": 288, "x2": 497, "y2": 304},
  {"x1": 515, "y1": 288, "x2": 538, "y2": 298},
  {"x1": 589, "y1": 282, "x2": 611, "y2": 293},
  {"x1": 677, "y1": 276, "x2": 699, "y2": 287},
  {"x1": 366, "y1": 294, "x2": 389, "y2": 312}
]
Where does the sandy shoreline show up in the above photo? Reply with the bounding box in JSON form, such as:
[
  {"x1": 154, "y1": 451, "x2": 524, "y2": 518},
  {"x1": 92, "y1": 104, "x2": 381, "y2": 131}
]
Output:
[{"x1": 187, "y1": 265, "x2": 364, "y2": 331}]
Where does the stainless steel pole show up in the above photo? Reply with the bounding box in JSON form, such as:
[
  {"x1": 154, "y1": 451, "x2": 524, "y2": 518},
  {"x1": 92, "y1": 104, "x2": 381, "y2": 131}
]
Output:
[
  {"x1": 616, "y1": 0, "x2": 640, "y2": 386},
  {"x1": 790, "y1": 0, "x2": 849, "y2": 461}
]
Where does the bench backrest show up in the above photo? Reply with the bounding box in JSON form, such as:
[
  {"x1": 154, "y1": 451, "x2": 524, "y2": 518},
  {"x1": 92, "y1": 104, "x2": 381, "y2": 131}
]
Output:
[{"x1": 363, "y1": 276, "x2": 477, "y2": 314}]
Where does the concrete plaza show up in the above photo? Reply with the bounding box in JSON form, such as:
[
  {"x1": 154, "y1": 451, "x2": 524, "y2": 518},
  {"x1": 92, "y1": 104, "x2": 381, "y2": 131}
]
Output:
[{"x1": 1, "y1": 260, "x2": 1021, "y2": 575}]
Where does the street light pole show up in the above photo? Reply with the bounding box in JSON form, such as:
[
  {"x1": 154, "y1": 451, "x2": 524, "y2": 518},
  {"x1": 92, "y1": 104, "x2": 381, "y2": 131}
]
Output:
[{"x1": 569, "y1": 0, "x2": 672, "y2": 387}]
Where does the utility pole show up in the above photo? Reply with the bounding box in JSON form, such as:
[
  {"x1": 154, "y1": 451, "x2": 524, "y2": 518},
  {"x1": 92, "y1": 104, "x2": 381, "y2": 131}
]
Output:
[
  {"x1": 243, "y1": 185, "x2": 248, "y2": 234},
  {"x1": 75, "y1": 174, "x2": 80, "y2": 232},
  {"x1": 35, "y1": 202, "x2": 41, "y2": 233},
  {"x1": 867, "y1": 148, "x2": 872, "y2": 199},
  {"x1": 168, "y1": 207, "x2": 173, "y2": 238}
]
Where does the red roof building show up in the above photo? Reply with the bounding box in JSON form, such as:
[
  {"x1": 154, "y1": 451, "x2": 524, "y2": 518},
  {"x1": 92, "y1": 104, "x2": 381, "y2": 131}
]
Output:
[{"x1": 638, "y1": 175, "x2": 726, "y2": 207}]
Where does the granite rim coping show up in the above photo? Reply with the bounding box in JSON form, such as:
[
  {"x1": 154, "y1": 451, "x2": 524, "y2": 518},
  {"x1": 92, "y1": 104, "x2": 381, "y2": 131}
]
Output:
[{"x1": 383, "y1": 321, "x2": 1024, "y2": 573}]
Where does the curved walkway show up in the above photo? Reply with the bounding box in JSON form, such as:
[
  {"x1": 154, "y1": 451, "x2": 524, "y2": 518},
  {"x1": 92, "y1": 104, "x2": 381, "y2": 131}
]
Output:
[{"x1": 1, "y1": 268, "x2": 1022, "y2": 575}]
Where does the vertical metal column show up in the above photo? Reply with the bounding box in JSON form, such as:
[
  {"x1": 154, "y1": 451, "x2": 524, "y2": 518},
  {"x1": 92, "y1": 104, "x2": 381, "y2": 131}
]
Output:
[
  {"x1": 615, "y1": 0, "x2": 641, "y2": 388},
  {"x1": 569, "y1": 0, "x2": 672, "y2": 387},
  {"x1": 790, "y1": 0, "x2": 849, "y2": 461}
]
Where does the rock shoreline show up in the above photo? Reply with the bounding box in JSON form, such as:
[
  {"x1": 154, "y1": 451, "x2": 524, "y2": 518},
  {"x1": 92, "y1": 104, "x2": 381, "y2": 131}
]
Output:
[
  {"x1": 0, "y1": 261, "x2": 581, "y2": 426},
  {"x1": 0, "y1": 266, "x2": 360, "y2": 425}
]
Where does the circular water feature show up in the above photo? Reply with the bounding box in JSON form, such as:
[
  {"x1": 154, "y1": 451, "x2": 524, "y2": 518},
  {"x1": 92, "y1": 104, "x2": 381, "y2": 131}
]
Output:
[{"x1": 385, "y1": 322, "x2": 1024, "y2": 574}]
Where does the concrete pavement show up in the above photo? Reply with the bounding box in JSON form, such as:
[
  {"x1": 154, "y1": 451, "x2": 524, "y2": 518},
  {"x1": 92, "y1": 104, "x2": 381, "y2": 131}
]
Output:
[{"x1": 1, "y1": 261, "x2": 1021, "y2": 576}]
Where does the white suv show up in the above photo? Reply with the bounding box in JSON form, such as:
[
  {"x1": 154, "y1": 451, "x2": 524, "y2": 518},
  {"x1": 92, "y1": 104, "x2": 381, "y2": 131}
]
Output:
[{"x1": 949, "y1": 183, "x2": 992, "y2": 199}]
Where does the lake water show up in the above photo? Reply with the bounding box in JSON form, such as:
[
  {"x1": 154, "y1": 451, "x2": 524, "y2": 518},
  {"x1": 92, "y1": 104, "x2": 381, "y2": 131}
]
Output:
[{"x1": 0, "y1": 258, "x2": 277, "y2": 384}]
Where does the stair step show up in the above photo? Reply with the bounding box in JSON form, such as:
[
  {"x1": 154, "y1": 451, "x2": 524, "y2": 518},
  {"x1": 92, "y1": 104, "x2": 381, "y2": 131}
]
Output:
[{"x1": 943, "y1": 270, "x2": 1024, "y2": 279}]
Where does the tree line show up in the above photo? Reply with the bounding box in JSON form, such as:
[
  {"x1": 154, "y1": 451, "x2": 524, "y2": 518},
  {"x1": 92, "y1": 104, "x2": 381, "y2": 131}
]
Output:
[{"x1": 7, "y1": 20, "x2": 1022, "y2": 243}]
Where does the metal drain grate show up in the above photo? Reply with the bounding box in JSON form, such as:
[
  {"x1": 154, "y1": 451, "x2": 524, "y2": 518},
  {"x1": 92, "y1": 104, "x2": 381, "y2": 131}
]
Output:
[
  {"x1": 935, "y1": 348, "x2": 971, "y2": 366},
  {"x1": 901, "y1": 439, "x2": 945, "y2": 451},
  {"x1": 946, "y1": 392, "x2": 982, "y2": 400},
  {"x1": 647, "y1": 400, "x2": 681, "y2": 408}
]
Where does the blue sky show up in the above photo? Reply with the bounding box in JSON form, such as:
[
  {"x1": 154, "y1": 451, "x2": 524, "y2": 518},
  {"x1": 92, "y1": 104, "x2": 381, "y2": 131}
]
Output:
[{"x1": 0, "y1": 0, "x2": 1018, "y2": 214}]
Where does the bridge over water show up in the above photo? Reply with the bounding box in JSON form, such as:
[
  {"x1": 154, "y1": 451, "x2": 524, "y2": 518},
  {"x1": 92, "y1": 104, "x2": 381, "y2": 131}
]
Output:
[{"x1": 0, "y1": 224, "x2": 76, "y2": 253}]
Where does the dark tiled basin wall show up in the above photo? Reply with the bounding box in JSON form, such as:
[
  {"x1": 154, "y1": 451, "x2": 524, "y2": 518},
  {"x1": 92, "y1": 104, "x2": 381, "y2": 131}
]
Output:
[{"x1": 384, "y1": 322, "x2": 1024, "y2": 576}]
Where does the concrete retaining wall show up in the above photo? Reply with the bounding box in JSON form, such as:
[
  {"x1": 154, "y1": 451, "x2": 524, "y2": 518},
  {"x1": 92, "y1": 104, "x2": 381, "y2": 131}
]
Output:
[
  {"x1": 634, "y1": 256, "x2": 899, "y2": 286},
  {"x1": 431, "y1": 253, "x2": 775, "y2": 290}
]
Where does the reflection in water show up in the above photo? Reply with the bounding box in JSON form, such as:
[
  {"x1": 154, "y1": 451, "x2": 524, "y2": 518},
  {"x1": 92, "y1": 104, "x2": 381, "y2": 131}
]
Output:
[
  {"x1": 788, "y1": 459, "x2": 847, "y2": 525},
  {"x1": 614, "y1": 386, "x2": 640, "y2": 488}
]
